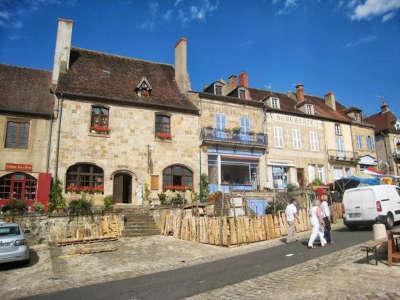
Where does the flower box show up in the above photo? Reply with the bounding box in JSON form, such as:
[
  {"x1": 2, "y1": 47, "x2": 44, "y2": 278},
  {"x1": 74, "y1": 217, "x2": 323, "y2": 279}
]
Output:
[
  {"x1": 156, "y1": 132, "x2": 172, "y2": 139},
  {"x1": 90, "y1": 125, "x2": 111, "y2": 134},
  {"x1": 66, "y1": 185, "x2": 104, "y2": 194},
  {"x1": 163, "y1": 185, "x2": 192, "y2": 191}
]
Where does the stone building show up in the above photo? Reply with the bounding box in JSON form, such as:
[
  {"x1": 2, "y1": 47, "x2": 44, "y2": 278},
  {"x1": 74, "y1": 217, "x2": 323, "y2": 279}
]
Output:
[
  {"x1": 0, "y1": 64, "x2": 53, "y2": 206},
  {"x1": 49, "y1": 19, "x2": 200, "y2": 205},
  {"x1": 366, "y1": 102, "x2": 400, "y2": 176}
]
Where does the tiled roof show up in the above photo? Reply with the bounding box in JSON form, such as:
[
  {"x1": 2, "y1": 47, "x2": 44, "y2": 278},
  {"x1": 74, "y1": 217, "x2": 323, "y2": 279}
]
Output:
[
  {"x1": 56, "y1": 48, "x2": 198, "y2": 114},
  {"x1": 366, "y1": 111, "x2": 398, "y2": 133},
  {"x1": 0, "y1": 64, "x2": 53, "y2": 117}
]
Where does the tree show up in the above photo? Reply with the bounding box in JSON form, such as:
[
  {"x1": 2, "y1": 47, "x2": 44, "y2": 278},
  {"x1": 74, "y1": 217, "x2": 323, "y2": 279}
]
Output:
[{"x1": 49, "y1": 179, "x2": 66, "y2": 212}]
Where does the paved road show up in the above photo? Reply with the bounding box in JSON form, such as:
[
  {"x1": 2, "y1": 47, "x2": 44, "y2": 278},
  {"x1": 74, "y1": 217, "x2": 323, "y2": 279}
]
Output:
[{"x1": 26, "y1": 228, "x2": 374, "y2": 300}]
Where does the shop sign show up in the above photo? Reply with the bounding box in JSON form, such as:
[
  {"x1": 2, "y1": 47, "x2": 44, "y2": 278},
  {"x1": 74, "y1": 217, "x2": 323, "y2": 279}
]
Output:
[{"x1": 5, "y1": 163, "x2": 32, "y2": 171}]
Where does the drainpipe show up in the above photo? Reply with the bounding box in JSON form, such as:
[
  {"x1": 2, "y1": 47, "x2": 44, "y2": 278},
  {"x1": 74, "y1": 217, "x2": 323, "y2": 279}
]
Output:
[
  {"x1": 54, "y1": 93, "x2": 64, "y2": 180},
  {"x1": 45, "y1": 111, "x2": 54, "y2": 173},
  {"x1": 349, "y1": 123, "x2": 357, "y2": 172}
]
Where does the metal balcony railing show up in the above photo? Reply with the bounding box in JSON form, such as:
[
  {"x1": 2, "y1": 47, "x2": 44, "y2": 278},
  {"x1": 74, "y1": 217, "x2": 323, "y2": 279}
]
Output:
[
  {"x1": 327, "y1": 150, "x2": 358, "y2": 163},
  {"x1": 201, "y1": 127, "x2": 268, "y2": 148}
]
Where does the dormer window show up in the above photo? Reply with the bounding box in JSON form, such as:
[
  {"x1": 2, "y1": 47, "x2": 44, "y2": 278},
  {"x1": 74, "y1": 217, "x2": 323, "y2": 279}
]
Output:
[
  {"x1": 238, "y1": 88, "x2": 246, "y2": 99},
  {"x1": 355, "y1": 112, "x2": 362, "y2": 122},
  {"x1": 335, "y1": 123, "x2": 342, "y2": 135},
  {"x1": 394, "y1": 120, "x2": 400, "y2": 131},
  {"x1": 305, "y1": 104, "x2": 314, "y2": 115},
  {"x1": 135, "y1": 77, "x2": 152, "y2": 97},
  {"x1": 214, "y1": 84, "x2": 222, "y2": 96},
  {"x1": 270, "y1": 97, "x2": 280, "y2": 109}
]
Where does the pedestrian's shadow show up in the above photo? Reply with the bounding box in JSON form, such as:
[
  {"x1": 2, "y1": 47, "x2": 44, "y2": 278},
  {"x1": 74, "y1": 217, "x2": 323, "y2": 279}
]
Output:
[{"x1": 0, "y1": 249, "x2": 39, "y2": 271}]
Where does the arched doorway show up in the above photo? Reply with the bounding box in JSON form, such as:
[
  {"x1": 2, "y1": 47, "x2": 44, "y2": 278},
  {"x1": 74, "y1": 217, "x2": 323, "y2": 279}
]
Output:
[{"x1": 113, "y1": 172, "x2": 132, "y2": 203}]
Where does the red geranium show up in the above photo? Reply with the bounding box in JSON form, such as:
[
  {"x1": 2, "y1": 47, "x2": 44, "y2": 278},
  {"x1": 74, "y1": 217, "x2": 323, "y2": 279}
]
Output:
[{"x1": 156, "y1": 132, "x2": 172, "y2": 139}]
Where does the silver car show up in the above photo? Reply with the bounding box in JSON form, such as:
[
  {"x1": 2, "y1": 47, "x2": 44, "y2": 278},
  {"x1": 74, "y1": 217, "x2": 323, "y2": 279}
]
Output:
[{"x1": 0, "y1": 221, "x2": 30, "y2": 264}]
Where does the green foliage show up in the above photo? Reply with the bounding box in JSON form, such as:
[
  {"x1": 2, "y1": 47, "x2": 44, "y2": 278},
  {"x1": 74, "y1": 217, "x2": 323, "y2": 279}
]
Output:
[
  {"x1": 191, "y1": 191, "x2": 199, "y2": 203},
  {"x1": 231, "y1": 126, "x2": 241, "y2": 133},
  {"x1": 1, "y1": 199, "x2": 28, "y2": 215},
  {"x1": 171, "y1": 193, "x2": 185, "y2": 206},
  {"x1": 286, "y1": 183, "x2": 298, "y2": 192},
  {"x1": 68, "y1": 194, "x2": 92, "y2": 217},
  {"x1": 312, "y1": 179, "x2": 323, "y2": 186},
  {"x1": 144, "y1": 183, "x2": 150, "y2": 203},
  {"x1": 158, "y1": 192, "x2": 168, "y2": 205},
  {"x1": 49, "y1": 179, "x2": 66, "y2": 212},
  {"x1": 103, "y1": 195, "x2": 114, "y2": 210},
  {"x1": 33, "y1": 202, "x2": 45, "y2": 213},
  {"x1": 200, "y1": 174, "x2": 209, "y2": 202}
]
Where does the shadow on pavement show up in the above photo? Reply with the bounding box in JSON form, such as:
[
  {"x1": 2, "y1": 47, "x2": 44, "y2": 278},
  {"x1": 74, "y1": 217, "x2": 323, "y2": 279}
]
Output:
[{"x1": 0, "y1": 249, "x2": 39, "y2": 271}]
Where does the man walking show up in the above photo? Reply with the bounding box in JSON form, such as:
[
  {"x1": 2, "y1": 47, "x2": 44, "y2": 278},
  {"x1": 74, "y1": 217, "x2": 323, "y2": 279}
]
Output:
[
  {"x1": 285, "y1": 198, "x2": 298, "y2": 243},
  {"x1": 320, "y1": 195, "x2": 332, "y2": 244}
]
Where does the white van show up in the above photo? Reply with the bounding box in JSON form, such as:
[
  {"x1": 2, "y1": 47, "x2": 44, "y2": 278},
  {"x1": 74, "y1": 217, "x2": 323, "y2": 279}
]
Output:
[{"x1": 343, "y1": 185, "x2": 400, "y2": 229}]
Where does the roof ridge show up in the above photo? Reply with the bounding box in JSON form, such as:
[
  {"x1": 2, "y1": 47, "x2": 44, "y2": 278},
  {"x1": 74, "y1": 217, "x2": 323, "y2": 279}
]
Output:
[
  {"x1": 0, "y1": 63, "x2": 51, "y2": 74},
  {"x1": 72, "y1": 47, "x2": 175, "y2": 68}
]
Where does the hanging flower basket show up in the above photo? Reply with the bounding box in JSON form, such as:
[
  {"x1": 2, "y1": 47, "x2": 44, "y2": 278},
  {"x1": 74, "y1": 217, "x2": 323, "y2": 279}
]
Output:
[{"x1": 156, "y1": 132, "x2": 172, "y2": 139}]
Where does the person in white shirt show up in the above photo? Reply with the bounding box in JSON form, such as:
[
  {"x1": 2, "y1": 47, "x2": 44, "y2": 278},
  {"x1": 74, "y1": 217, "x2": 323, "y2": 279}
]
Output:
[
  {"x1": 320, "y1": 195, "x2": 332, "y2": 244},
  {"x1": 285, "y1": 198, "x2": 298, "y2": 243},
  {"x1": 308, "y1": 199, "x2": 327, "y2": 248}
]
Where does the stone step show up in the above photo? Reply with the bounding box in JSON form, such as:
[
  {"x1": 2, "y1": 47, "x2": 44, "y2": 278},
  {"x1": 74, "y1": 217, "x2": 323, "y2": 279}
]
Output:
[
  {"x1": 124, "y1": 225, "x2": 159, "y2": 230},
  {"x1": 122, "y1": 229, "x2": 160, "y2": 237}
]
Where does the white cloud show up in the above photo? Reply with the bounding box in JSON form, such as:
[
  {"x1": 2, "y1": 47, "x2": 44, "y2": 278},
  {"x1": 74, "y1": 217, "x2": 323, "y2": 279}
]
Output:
[
  {"x1": 272, "y1": 0, "x2": 300, "y2": 15},
  {"x1": 382, "y1": 11, "x2": 396, "y2": 21},
  {"x1": 351, "y1": 0, "x2": 400, "y2": 20},
  {"x1": 163, "y1": 9, "x2": 173, "y2": 20},
  {"x1": 345, "y1": 34, "x2": 376, "y2": 48}
]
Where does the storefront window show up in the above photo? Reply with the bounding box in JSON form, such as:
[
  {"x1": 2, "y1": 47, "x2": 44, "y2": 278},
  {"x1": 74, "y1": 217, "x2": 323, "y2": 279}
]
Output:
[
  {"x1": 0, "y1": 172, "x2": 37, "y2": 201},
  {"x1": 272, "y1": 166, "x2": 288, "y2": 189}
]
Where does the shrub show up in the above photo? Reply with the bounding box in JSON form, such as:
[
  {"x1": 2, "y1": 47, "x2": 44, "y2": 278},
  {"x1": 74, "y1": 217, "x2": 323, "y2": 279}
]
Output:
[
  {"x1": 312, "y1": 179, "x2": 323, "y2": 186},
  {"x1": 171, "y1": 193, "x2": 185, "y2": 206},
  {"x1": 158, "y1": 192, "x2": 169, "y2": 205},
  {"x1": 49, "y1": 179, "x2": 66, "y2": 212},
  {"x1": 1, "y1": 199, "x2": 28, "y2": 215},
  {"x1": 68, "y1": 194, "x2": 92, "y2": 217},
  {"x1": 200, "y1": 174, "x2": 209, "y2": 202},
  {"x1": 33, "y1": 202, "x2": 45, "y2": 213},
  {"x1": 103, "y1": 195, "x2": 114, "y2": 210},
  {"x1": 286, "y1": 183, "x2": 298, "y2": 192}
]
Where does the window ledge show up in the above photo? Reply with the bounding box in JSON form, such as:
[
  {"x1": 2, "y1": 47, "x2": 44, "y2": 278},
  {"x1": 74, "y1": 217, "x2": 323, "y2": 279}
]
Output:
[
  {"x1": 88, "y1": 132, "x2": 110, "y2": 138},
  {"x1": 155, "y1": 137, "x2": 173, "y2": 143}
]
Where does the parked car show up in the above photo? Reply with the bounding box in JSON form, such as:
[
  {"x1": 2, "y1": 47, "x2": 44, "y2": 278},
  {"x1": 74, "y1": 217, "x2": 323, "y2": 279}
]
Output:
[
  {"x1": 343, "y1": 185, "x2": 400, "y2": 230},
  {"x1": 0, "y1": 221, "x2": 30, "y2": 264}
]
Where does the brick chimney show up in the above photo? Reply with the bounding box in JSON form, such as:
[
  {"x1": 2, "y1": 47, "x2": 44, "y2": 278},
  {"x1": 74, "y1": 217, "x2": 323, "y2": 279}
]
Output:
[
  {"x1": 324, "y1": 92, "x2": 336, "y2": 111},
  {"x1": 381, "y1": 101, "x2": 390, "y2": 113},
  {"x1": 296, "y1": 83, "x2": 304, "y2": 102},
  {"x1": 174, "y1": 37, "x2": 191, "y2": 94},
  {"x1": 239, "y1": 71, "x2": 249, "y2": 88},
  {"x1": 52, "y1": 18, "x2": 73, "y2": 85},
  {"x1": 227, "y1": 75, "x2": 238, "y2": 89}
]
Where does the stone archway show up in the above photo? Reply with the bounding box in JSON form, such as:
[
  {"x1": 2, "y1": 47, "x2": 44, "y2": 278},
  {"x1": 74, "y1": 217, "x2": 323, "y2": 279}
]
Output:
[{"x1": 110, "y1": 170, "x2": 142, "y2": 205}]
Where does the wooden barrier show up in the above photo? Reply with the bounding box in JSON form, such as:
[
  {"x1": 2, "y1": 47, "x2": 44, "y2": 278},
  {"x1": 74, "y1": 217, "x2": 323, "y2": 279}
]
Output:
[{"x1": 160, "y1": 203, "x2": 343, "y2": 247}]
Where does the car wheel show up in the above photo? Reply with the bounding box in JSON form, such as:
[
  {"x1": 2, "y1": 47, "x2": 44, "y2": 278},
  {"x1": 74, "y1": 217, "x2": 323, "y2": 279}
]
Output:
[{"x1": 386, "y1": 213, "x2": 394, "y2": 230}]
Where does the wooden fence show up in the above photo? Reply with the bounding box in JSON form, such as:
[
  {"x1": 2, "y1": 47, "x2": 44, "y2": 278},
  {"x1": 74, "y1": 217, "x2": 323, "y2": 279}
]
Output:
[{"x1": 160, "y1": 203, "x2": 343, "y2": 247}]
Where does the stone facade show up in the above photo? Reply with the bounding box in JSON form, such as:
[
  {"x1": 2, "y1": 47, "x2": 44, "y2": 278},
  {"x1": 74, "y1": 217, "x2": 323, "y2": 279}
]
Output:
[{"x1": 49, "y1": 98, "x2": 200, "y2": 204}]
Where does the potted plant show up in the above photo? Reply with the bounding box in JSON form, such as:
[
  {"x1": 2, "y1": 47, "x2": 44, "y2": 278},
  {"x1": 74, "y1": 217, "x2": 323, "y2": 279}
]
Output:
[{"x1": 232, "y1": 127, "x2": 241, "y2": 140}]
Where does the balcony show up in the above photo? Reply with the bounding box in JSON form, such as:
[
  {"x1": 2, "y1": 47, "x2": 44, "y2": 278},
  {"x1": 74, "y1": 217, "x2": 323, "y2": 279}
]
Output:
[
  {"x1": 327, "y1": 150, "x2": 358, "y2": 164},
  {"x1": 201, "y1": 127, "x2": 268, "y2": 149}
]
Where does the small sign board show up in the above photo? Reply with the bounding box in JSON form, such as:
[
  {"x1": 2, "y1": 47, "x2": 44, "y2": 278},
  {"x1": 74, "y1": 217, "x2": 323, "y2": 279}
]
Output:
[{"x1": 5, "y1": 163, "x2": 32, "y2": 172}]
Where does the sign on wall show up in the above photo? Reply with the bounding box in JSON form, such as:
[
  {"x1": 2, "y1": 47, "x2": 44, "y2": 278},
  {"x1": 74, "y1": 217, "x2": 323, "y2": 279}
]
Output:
[{"x1": 5, "y1": 163, "x2": 32, "y2": 172}]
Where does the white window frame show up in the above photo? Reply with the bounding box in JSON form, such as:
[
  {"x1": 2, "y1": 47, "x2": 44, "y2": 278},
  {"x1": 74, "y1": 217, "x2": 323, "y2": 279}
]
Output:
[
  {"x1": 335, "y1": 123, "x2": 342, "y2": 135},
  {"x1": 356, "y1": 135, "x2": 363, "y2": 149},
  {"x1": 292, "y1": 128, "x2": 302, "y2": 149},
  {"x1": 270, "y1": 97, "x2": 280, "y2": 109},
  {"x1": 274, "y1": 127, "x2": 284, "y2": 148},
  {"x1": 305, "y1": 104, "x2": 314, "y2": 115},
  {"x1": 309, "y1": 131, "x2": 319, "y2": 151}
]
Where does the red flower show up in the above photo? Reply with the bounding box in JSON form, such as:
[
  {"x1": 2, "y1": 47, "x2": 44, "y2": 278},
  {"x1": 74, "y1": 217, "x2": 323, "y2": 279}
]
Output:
[
  {"x1": 156, "y1": 132, "x2": 172, "y2": 139},
  {"x1": 163, "y1": 185, "x2": 192, "y2": 191},
  {"x1": 90, "y1": 125, "x2": 111, "y2": 133}
]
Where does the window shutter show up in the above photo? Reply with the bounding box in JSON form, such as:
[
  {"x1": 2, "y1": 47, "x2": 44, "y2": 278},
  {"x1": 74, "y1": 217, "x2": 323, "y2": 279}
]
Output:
[
  {"x1": 151, "y1": 175, "x2": 159, "y2": 190},
  {"x1": 308, "y1": 165, "x2": 315, "y2": 183},
  {"x1": 5, "y1": 122, "x2": 17, "y2": 148}
]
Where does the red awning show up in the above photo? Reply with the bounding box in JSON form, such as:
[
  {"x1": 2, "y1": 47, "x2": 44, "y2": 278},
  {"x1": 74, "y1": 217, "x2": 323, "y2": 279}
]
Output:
[{"x1": 366, "y1": 167, "x2": 384, "y2": 175}]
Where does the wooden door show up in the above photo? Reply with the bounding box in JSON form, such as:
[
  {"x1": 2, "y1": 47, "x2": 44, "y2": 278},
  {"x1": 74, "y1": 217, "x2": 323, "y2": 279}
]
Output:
[
  {"x1": 297, "y1": 168, "x2": 304, "y2": 187},
  {"x1": 113, "y1": 174, "x2": 124, "y2": 203}
]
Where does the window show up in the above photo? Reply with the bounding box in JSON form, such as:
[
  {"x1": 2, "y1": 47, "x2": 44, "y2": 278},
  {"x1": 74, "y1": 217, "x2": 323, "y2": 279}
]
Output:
[
  {"x1": 135, "y1": 77, "x2": 152, "y2": 97},
  {"x1": 215, "y1": 113, "x2": 226, "y2": 138},
  {"x1": 0, "y1": 172, "x2": 37, "y2": 201},
  {"x1": 238, "y1": 88, "x2": 246, "y2": 99},
  {"x1": 366, "y1": 136, "x2": 375, "y2": 151},
  {"x1": 240, "y1": 116, "x2": 250, "y2": 134},
  {"x1": 356, "y1": 135, "x2": 363, "y2": 149},
  {"x1": 270, "y1": 97, "x2": 280, "y2": 109},
  {"x1": 66, "y1": 163, "x2": 104, "y2": 193},
  {"x1": 305, "y1": 104, "x2": 314, "y2": 115},
  {"x1": 163, "y1": 165, "x2": 193, "y2": 190},
  {"x1": 155, "y1": 114, "x2": 171, "y2": 139},
  {"x1": 309, "y1": 131, "x2": 319, "y2": 151},
  {"x1": 317, "y1": 165, "x2": 325, "y2": 183},
  {"x1": 336, "y1": 136, "x2": 345, "y2": 156},
  {"x1": 273, "y1": 127, "x2": 284, "y2": 148},
  {"x1": 272, "y1": 166, "x2": 288, "y2": 189},
  {"x1": 5, "y1": 120, "x2": 29, "y2": 149},
  {"x1": 308, "y1": 165, "x2": 316, "y2": 183},
  {"x1": 292, "y1": 128, "x2": 302, "y2": 149},
  {"x1": 90, "y1": 106, "x2": 110, "y2": 134},
  {"x1": 334, "y1": 123, "x2": 342, "y2": 135},
  {"x1": 215, "y1": 85, "x2": 222, "y2": 96}
]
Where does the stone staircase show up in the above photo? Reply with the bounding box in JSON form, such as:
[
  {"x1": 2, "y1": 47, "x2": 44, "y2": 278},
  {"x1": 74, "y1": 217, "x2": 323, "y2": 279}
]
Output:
[{"x1": 114, "y1": 206, "x2": 160, "y2": 237}]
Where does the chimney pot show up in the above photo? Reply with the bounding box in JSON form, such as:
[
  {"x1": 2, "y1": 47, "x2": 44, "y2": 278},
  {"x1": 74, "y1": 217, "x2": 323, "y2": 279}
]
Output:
[
  {"x1": 296, "y1": 83, "x2": 304, "y2": 102},
  {"x1": 239, "y1": 71, "x2": 249, "y2": 88},
  {"x1": 228, "y1": 75, "x2": 238, "y2": 89},
  {"x1": 324, "y1": 91, "x2": 336, "y2": 111}
]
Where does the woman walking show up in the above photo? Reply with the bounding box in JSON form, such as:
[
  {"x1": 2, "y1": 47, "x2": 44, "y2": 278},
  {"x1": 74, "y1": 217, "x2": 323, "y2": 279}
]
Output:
[{"x1": 308, "y1": 199, "x2": 327, "y2": 249}]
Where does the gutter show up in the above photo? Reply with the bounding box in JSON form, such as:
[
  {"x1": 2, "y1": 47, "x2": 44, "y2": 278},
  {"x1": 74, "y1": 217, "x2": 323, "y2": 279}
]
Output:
[{"x1": 54, "y1": 93, "x2": 64, "y2": 180}]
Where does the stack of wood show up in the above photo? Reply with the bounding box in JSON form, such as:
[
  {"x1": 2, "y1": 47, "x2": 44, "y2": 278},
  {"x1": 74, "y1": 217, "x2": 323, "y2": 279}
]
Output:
[{"x1": 160, "y1": 203, "x2": 343, "y2": 247}]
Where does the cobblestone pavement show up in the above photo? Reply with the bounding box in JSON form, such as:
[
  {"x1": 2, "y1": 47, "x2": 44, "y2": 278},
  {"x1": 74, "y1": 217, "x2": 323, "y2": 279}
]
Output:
[{"x1": 187, "y1": 244, "x2": 400, "y2": 300}]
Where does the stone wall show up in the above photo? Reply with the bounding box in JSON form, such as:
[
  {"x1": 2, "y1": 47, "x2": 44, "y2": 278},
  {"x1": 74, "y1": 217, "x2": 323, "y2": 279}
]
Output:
[
  {"x1": 49, "y1": 98, "x2": 200, "y2": 204},
  {"x1": 1, "y1": 213, "x2": 124, "y2": 244}
]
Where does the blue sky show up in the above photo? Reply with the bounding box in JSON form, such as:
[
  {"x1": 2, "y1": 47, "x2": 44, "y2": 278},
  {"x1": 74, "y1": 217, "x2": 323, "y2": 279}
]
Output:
[{"x1": 0, "y1": 0, "x2": 399, "y2": 116}]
